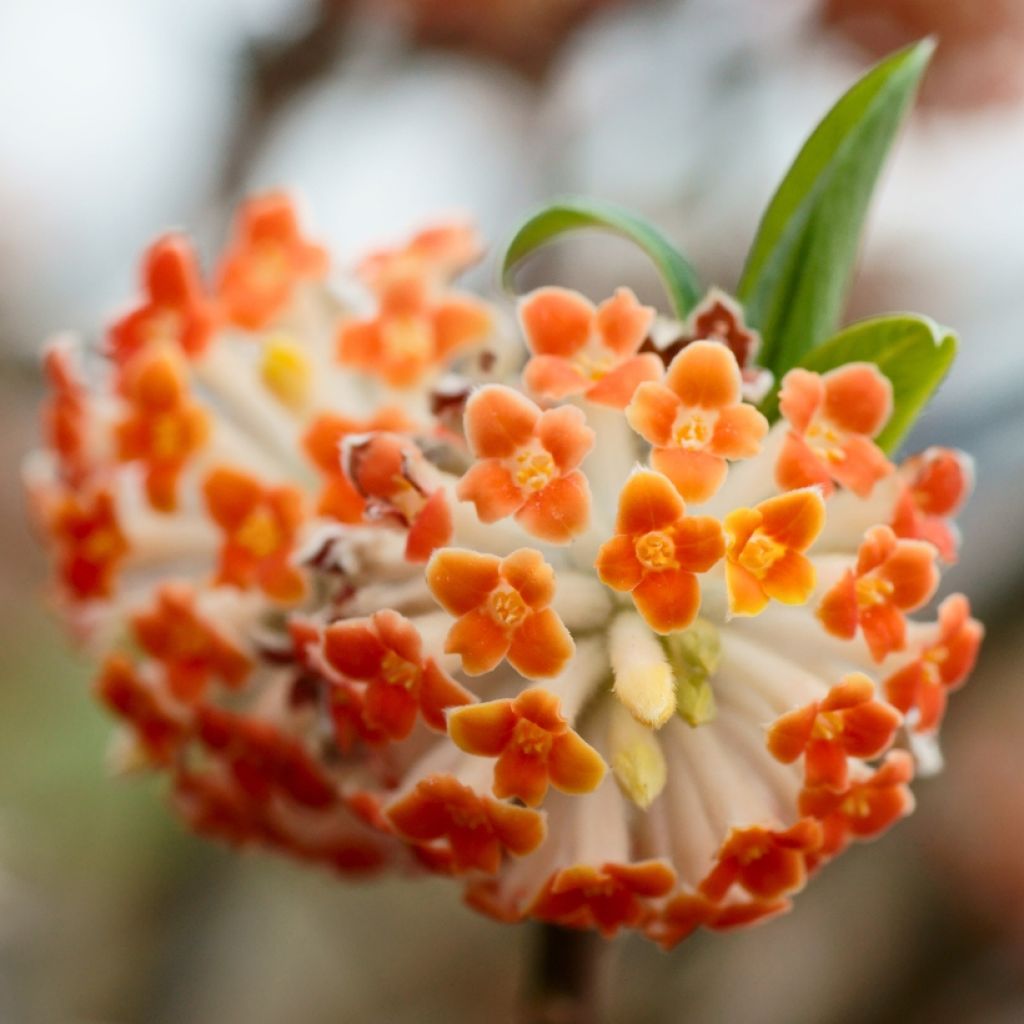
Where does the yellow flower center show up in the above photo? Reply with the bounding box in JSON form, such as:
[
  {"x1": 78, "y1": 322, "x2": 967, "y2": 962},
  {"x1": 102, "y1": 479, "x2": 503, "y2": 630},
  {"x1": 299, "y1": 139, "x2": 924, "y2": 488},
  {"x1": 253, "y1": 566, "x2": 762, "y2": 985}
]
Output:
[
  {"x1": 811, "y1": 710, "x2": 845, "y2": 742},
  {"x1": 513, "y1": 450, "x2": 556, "y2": 492},
  {"x1": 83, "y1": 528, "x2": 119, "y2": 562},
  {"x1": 381, "y1": 649, "x2": 421, "y2": 690},
  {"x1": 382, "y1": 315, "x2": 432, "y2": 362},
  {"x1": 855, "y1": 574, "x2": 894, "y2": 609},
  {"x1": 512, "y1": 718, "x2": 552, "y2": 758},
  {"x1": 449, "y1": 803, "x2": 487, "y2": 831},
  {"x1": 572, "y1": 349, "x2": 614, "y2": 382},
  {"x1": 143, "y1": 308, "x2": 183, "y2": 346},
  {"x1": 635, "y1": 530, "x2": 677, "y2": 571},
  {"x1": 921, "y1": 644, "x2": 948, "y2": 686},
  {"x1": 487, "y1": 586, "x2": 528, "y2": 629},
  {"x1": 151, "y1": 413, "x2": 187, "y2": 459},
  {"x1": 737, "y1": 531, "x2": 786, "y2": 579},
  {"x1": 807, "y1": 420, "x2": 846, "y2": 464},
  {"x1": 236, "y1": 507, "x2": 281, "y2": 558},
  {"x1": 672, "y1": 410, "x2": 714, "y2": 450},
  {"x1": 841, "y1": 790, "x2": 872, "y2": 819},
  {"x1": 737, "y1": 839, "x2": 769, "y2": 866},
  {"x1": 248, "y1": 243, "x2": 288, "y2": 291}
]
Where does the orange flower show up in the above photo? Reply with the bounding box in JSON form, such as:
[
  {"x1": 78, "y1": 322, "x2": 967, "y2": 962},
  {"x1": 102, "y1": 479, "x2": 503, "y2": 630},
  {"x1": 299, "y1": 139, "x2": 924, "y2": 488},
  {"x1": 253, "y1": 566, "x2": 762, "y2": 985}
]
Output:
[
  {"x1": 594, "y1": 469, "x2": 724, "y2": 634},
  {"x1": 891, "y1": 447, "x2": 973, "y2": 562},
  {"x1": 49, "y1": 488, "x2": 129, "y2": 601},
  {"x1": 767, "y1": 674, "x2": 902, "y2": 790},
  {"x1": 358, "y1": 221, "x2": 482, "y2": 286},
  {"x1": 115, "y1": 347, "x2": 210, "y2": 512},
  {"x1": 648, "y1": 891, "x2": 788, "y2": 950},
  {"x1": 699, "y1": 819, "x2": 823, "y2": 902},
  {"x1": 96, "y1": 654, "x2": 188, "y2": 763},
  {"x1": 723, "y1": 488, "x2": 825, "y2": 616},
  {"x1": 109, "y1": 235, "x2": 219, "y2": 366},
  {"x1": 387, "y1": 774, "x2": 545, "y2": 874},
  {"x1": 41, "y1": 342, "x2": 90, "y2": 486},
  {"x1": 302, "y1": 408, "x2": 412, "y2": 522},
  {"x1": 322, "y1": 609, "x2": 472, "y2": 742},
  {"x1": 818, "y1": 524, "x2": 939, "y2": 662},
  {"x1": 531, "y1": 860, "x2": 676, "y2": 937},
  {"x1": 426, "y1": 547, "x2": 574, "y2": 677},
  {"x1": 447, "y1": 688, "x2": 606, "y2": 806},
  {"x1": 884, "y1": 594, "x2": 983, "y2": 733},
  {"x1": 338, "y1": 262, "x2": 491, "y2": 389},
  {"x1": 132, "y1": 585, "x2": 251, "y2": 703},
  {"x1": 800, "y1": 751, "x2": 915, "y2": 859},
  {"x1": 777, "y1": 363, "x2": 894, "y2": 497},
  {"x1": 216, "y1": 193, "x2": 328, "y2": 331},
  {"x1": 345, "y1": 432, "x2": 453, "y2": 562},
  {"x1": 456, "y1": 385, "x2": 593, "y2": 544},
  {"x1": 202, "y1": 467, "x2": 306, "y2": 603},
  {"x1": 518, "y1": 286, "x2": 660, "y2": 408},
  {"x1": 627, "y1": 341, "x2": 768, "y2": 503}
]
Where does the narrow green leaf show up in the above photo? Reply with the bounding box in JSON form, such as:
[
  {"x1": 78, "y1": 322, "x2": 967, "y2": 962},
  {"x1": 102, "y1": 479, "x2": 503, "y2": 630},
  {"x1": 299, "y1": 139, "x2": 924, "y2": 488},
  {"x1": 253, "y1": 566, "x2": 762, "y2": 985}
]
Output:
[
  {"x1": 501, "y1": 197, "x2": 701, "y2": 318},
  {"x1": 738, "y1": 39, "x2": 935, "y2": 376},
  {"x1": 760, "y1": 314, "x2": 958, "y2": 453}
]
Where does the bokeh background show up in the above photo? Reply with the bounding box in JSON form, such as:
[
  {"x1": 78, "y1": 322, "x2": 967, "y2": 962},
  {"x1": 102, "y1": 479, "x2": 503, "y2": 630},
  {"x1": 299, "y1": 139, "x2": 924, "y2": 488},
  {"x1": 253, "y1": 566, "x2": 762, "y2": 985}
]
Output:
[{"x1": 3, "y1": 1, "x2": 1024, "y2": 1021}]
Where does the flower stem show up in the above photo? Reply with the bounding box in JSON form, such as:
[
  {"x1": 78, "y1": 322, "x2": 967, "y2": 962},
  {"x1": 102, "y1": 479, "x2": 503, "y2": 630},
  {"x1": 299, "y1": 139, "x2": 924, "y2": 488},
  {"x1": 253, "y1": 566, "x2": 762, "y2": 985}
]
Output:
[{"x1": 520, "y1": 923, "x2": 609, "y2": 1024}]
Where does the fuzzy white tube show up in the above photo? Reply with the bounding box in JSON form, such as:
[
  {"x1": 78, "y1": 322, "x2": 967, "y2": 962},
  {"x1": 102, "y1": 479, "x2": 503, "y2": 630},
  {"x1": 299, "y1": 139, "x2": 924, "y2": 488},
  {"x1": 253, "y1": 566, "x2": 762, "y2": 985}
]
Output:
[{"x1": 609, "y1": 611, "x2": 677, "y2": 729}]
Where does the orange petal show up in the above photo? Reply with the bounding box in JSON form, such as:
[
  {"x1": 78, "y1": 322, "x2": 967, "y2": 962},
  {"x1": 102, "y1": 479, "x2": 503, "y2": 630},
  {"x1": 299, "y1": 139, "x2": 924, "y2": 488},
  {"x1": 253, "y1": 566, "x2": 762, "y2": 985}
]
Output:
[
  {"x1": 445, "y1": 609, "x2": 511, "y2": 675},
  {"x1": 651, "y1": 447, "x2": 728, "y2": 504},
  {"x1": 758, "y1": 488, "x2": 826, "y2": 550},
  {"x1": 493, "y1": 747, "x2": 551, "y2": 806},
  {"x1": 668, "y1": 515, "x2": 726, "y2": 573},
  {"x1": 463, "y1": 385, "x2": 539, "y2": 458},
  {"x1": 337, "y1": 319, "x2": 381, "y2": 368},
  {"x1": 879, "y1": 540, "x2": 939, "y2": 611},
  {"x1": 448, "y1": 700, "x2": 519, "y2": 756},
  {"x1": 507, "y1": 609, "x2": 575, "y2": 678},
  {"x1": 585, "y1": 353, "x2": 664, "y2": 409},
  {"x1": 405, "y1": 489, "x2": 453, "y2": 563},
  {"x1": 817, "y1": 571, "x2": 858, "y2": 640},
  {"x1": 523, "y1": 355, "x2": 589, "y2": 400},
  {"x1": 822, "y1": 363, "x2": 893, "y2": 436},
  {"x1": 418, "y1": 660, "x2": 473, "y2": 731},
  {"x1": 548, "y1": 731, "x2": 607, "y2": 795},
  {"x1": 456, "y1": 460, "x2": 523, "y2": 523},
  {"x1": 726, "y1": 560, "x2": 769, "y2": 617},
  {"x1": 258, "y1": 559, "x2": 306, "y2": 604},
  {"x1": 487, "y1": 799, "x2": 546, "y2": 857},
  {"x1": 775, "y1": 431, "x2": 834, "y2": 495},
  {"x1": 536, "y1": 405, "x2": 595, "y2": 472},
  {"x1": 767, "y1": 703, "x2": 818, "y2": 763},
  {"x1": 323, "y1": 620, "x2": 387, "y2": 679},
  {"x1": 515, "y1": 472, "x2": 592, "y2": 544},
  {"x1": 594, "y1": 534, "x2": 644, "y2": 592},
  {"x1": 518, "y1": 286, "x2": 594, "y2": 357},
  {"x1": 778, "y1": 369, "x2": 823, "y2": 433},
  {"x1": 762, "y1": 551, "x2": 816, "y2": 605},
  {"x1": 709, "y1": 401, "x2": 768, "y2": 459},
  {"x1": 831, "y1": 435, "x2": 893, "y2": 498},
  {"x1": 632, "y1": 568, "x2": 700, "y2": 634},
  {"x1": 861, "y1": 604, "x2": 907, "y2": 662},
  {"x1": 500, "y1": 548, "x2": 557, "y2": 609},
  {"x1": 665, "y1": 340, "x2": 741, "y2": 409},
  {"x1": 426, "y1": 548, "x2": 501, "y2": 615},
  {"x1": 594, "y1": 287, "x2": 655, "y2": 356},
  {"x1": 202, "y1": 468, "x2": 261, "y2": 530},
  {"x1": 615, "y1": 469, "x2": 686, "y2": 534},
  {"x1": 625, "y1": 382, "x2": 680, "y2": 446},
  {"x1": 432, "y1": 295, "x2": 492, "y2": 358}
]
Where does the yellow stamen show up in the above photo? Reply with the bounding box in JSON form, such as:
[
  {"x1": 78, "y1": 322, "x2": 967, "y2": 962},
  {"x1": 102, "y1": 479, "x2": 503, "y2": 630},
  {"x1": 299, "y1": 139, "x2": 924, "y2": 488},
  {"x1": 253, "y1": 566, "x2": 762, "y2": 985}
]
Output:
[
  {"x1": 811, "y1": 710, "x2": 844, "y2": 742},
  {"x1": 512, "y1": 718, "x2": 553, "y2": 758},
  {"x1": 855, "y1": 574, "x2": 894, "y2": 609},
  {"x1": 487, "y1": 587, "x2": 528, "y2": 629},
  {"x1": 737, "y1": 531, "x2": 786, "y2": 579},
  {"x1": 381, "y1": 650, "x2": 420, "y2": 690},
  {"x1": 513, "y1": 450, "x2": 556, "y2": 492},
  {"x1": 261, "y1": 337, "x2": 312, "y2": 410},
  {"x1": 672, "y1": 410, "x2": 713, "y2": 450},
  {"x1": 635, "y1": 530, "x2": 677, "y2": 571},
  {"x1": 236, "y1": 507, "x2": 281, "y2": 558}
]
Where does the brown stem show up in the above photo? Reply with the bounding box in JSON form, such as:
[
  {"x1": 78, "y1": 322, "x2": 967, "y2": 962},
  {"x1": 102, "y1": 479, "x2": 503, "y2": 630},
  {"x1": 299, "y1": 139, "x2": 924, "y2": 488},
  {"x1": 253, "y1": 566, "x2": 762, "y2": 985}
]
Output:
[{"x1": 519, "y1": 923, "x2": 610, "y2": 1024}]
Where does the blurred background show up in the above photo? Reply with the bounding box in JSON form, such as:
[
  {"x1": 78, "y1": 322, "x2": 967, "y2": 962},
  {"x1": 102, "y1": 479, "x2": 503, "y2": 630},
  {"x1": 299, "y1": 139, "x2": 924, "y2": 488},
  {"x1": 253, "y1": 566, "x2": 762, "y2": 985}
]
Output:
[{"x1": 3, "y1": 0, "x2": 1024, "y2": 1021}]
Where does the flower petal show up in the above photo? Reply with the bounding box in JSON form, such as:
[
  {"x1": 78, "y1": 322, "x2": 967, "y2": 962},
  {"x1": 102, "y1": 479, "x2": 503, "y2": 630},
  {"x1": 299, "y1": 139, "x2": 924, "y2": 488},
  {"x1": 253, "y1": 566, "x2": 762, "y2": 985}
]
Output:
[
  {"x1": 632, "y1": 568, "x2": 701, "y2": 634},
  {"x1": 625, "y1": 382, "x2": 681, "y2": 447},
  {"x1": 651, "y1": 447, "x2": 728, "y2": 504},
  {"x1": 665, "y1": 340, "x2": 741, "y2": 409},
  {"x1": 464, "y1": 385, "x2": 540, "y2": 458},
  {"x1": 426, "y1": 548, "x2": 501, "y2": 615},
  {"x1": 507, "y1": 609, "x2": 574, "y2": 678},
  {"x1": 615, "y1": 469, "x2": 686, "y2": 534},
  {"x1": 518, "y1": 286, "x2": 594, "y2": 357},
  {"x1": 445, "y1": 609, "x2": 511, "y2": 675},
  {"x1": 515, "y1": 472, "x2": 592, "y2": 544}
]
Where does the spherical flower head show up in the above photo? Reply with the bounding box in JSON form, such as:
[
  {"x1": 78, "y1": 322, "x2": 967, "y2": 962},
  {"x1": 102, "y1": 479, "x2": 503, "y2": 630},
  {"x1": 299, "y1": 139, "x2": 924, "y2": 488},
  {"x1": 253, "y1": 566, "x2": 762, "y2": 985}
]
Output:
[{"x1": 25, "y1": 193, "x2": 981, "y2": 949}]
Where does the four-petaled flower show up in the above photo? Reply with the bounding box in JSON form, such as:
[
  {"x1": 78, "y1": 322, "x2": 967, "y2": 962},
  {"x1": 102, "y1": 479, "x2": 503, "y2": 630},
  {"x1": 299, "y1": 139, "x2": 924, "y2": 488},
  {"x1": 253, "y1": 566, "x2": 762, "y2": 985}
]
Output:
[
  {"x1": 216, "y1": 193, "x2": 328, "y2": 331},
  {"x1": 531, "y1": 860, "x2": 676, "y2": 937},
  {"x1": 723, "y1": 488, "x2": 825, "y2": 617},
  {"x1": 884, "y1": 594, "x2": 983, "y2": 733},
  {"x1": 202, "y1": 467, "x2": 306, "y2": 603},
  {"x1": 387, "y1": 774, "x2": 545, "y2": 874},
  {"x1": 447, "y1": 688, "x2": 606, "y2": 806},
  {"x1": 518, "y1": 286, "x2": 660, "y2": 408},
  {"x1": 891, "y1": 447, "x2": 973, "y2": 563},
  {"x1": 456, "y1": 385, "x2": 594, "y2": 544},
  {"x1": 132, "y1": 585, "x2": 251, "y2": 703},
  {"x1": 818, "y1": 524, "x2": 939, "y2": 662},
  {"x1": 767, "y1": 674, "x2": 902, "y2": 790},
  {"x1": 115, "y1": 347, "x2": 210, "y2": 512},
  {"x1": 426, "y1": 547, "x2": 575, "y2": 677},
  {"x1": 344, "y1": 432, "x2": 453, "y2": 562},
  {"x1": 800, "y1": 751, "x2": 915, "y2": 859},
  {"x1": 303, "y1": 408, "x2": 412, "y2": 522},
  {"x1": 109, "y1": 235, "x2": 218, "y2": 366},
  {"x1": 322, "y1": 609, "x2": 472, "y2": 742},
  {"x1": 627, "y1": 340, "x2": 768, "y2": 503},
  {"x1": 700, "y1": 820, "x2": 823, "y2": 902},
  {"x1": 49, "y1": 488, "x2": 129, "y2": 601},
  {"x1": 595, "y1": 469, "x2": 725, "y2": 634},
  {"x1": 777, "y1": 363, "x2": 894, "y2": 497}
]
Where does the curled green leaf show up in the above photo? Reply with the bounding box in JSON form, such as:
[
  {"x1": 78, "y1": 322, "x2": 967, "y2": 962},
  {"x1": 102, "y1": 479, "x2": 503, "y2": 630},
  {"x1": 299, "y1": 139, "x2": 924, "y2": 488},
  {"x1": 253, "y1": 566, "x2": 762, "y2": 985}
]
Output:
[{"x1": 501, "y1": 197, "x2": 701, "y2": 318}]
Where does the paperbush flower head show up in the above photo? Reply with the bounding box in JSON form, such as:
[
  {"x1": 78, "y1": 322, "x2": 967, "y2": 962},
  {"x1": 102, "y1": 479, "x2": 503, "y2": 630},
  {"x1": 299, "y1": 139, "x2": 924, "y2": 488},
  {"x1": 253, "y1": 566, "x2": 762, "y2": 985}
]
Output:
[{"x1": 26, "y1": 42, "x2": 983, "y2": 948}]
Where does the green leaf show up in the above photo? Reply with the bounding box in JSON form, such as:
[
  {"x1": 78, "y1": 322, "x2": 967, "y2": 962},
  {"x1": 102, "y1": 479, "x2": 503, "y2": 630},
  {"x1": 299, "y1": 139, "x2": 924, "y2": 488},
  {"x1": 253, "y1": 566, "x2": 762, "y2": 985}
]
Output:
[
  {"x1": 501, "y1": 197, "x2": 701, "y2": 318},
  {"x1": 760, "y1": 314, "x2": 958, "y2": 453},
  {"x1": 737, "y1": 39, "x2": 935, "y2": 376}
]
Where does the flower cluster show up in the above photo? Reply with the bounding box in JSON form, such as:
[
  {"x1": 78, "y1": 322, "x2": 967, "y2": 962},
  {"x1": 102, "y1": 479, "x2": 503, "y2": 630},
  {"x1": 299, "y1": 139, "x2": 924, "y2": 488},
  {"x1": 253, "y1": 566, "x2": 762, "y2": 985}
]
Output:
[{"x1": 26, "y1": 194, "x2": 982, "y2": 946}]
